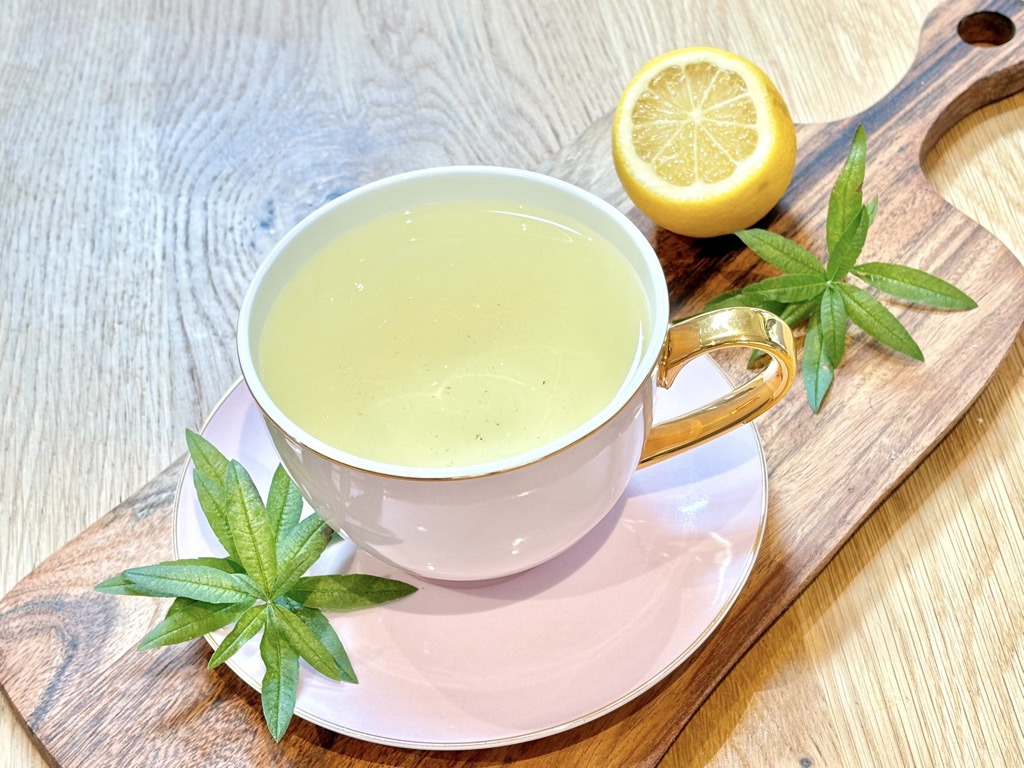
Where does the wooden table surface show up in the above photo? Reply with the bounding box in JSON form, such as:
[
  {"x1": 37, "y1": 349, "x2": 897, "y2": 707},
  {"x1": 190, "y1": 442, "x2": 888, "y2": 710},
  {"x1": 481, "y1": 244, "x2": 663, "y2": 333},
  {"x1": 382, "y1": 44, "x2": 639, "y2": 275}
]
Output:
[{"x1": 2, "y1": 1, "x2": 1021, "y2": 765}]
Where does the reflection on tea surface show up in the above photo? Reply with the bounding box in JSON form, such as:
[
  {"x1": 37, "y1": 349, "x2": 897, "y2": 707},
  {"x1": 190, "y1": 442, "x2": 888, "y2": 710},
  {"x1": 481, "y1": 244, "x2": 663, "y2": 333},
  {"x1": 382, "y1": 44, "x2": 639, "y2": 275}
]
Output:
[{"x1": 258, "y1": 199, "x2": 649, "y2": 468}]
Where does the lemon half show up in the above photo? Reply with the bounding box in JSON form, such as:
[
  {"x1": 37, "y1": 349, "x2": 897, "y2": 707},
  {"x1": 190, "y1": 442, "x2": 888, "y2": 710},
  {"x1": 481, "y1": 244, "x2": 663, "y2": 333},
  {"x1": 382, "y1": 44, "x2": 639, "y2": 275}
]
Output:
[{"x1": 612, "y1": 47, "x2": 797, "y2": 238}]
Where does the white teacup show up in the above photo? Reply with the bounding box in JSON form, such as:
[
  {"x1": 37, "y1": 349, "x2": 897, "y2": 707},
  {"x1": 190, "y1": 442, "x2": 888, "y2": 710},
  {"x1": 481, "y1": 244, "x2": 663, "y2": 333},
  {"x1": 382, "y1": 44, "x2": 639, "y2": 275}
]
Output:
[{"x1": 237, "y1": 166, "x2": 795, "y2": 581}]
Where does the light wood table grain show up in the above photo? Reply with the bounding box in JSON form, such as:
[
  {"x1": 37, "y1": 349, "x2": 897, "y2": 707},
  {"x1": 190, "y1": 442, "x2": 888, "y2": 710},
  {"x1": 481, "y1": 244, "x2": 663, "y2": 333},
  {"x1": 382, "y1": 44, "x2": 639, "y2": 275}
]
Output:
[{"x1": 1, "y1": 1, "x2": 1020, "y2": 766}]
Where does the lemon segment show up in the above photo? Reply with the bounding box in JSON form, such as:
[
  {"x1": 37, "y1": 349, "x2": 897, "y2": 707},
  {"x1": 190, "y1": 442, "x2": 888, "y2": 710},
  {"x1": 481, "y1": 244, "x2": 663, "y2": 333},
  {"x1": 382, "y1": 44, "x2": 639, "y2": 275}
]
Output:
[{"x1": 612, "y1": 47, "x2": 797, "y2": 239}]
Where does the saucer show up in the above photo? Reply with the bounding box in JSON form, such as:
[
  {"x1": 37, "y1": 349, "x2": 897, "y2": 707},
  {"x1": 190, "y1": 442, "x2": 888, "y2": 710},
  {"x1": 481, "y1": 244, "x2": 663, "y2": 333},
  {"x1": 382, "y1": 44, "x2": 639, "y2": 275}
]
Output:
[{"x1": 172, "y1": 357, "x2": 767, "y2": 750}]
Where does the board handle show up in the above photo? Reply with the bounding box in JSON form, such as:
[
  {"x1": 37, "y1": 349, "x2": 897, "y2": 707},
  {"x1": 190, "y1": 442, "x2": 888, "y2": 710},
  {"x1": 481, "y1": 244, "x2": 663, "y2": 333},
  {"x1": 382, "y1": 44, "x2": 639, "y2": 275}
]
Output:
[{"x1": 864, "y1": 0, "x2": 1024, "y2": 161}]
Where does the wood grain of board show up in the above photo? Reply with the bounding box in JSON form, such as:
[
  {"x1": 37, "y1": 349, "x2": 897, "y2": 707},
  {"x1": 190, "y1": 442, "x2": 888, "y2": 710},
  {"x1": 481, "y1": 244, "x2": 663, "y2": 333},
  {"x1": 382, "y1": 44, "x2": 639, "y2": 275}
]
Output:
[{"x1": 2, "y1": 0, "x2": 1023, "y2": 766}]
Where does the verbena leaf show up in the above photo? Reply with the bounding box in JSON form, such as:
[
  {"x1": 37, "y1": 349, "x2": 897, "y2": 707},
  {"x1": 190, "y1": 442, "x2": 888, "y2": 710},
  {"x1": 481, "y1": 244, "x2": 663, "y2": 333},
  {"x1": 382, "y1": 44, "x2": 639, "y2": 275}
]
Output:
[
  {"x1": 825, "y1": 205, "x2": 868, "y2": 281},
  {"x1": 699, "y1": 126, "x2": 972, "y2": 415},
  {"x1": 270, "y1": 602, "x2": 341, "y2": 680},
  {"x1": 739, "y1": 273, "x2": 827, "y2": 303},
  {"x1": 225, "y1": 460, "x2": 278, "y2": 596},
  {"x1": 278, "y1": 597, "x2": 357, "y2": 684},
  {"x1": 138, "y1": 598, "x2": 254, "y2": 650},
  {"x1": 101, "y1": 431, "x2": 421, "y2": 744},
  {"x1": 779, "y1": 297, "x2": 820, "y2": 326},
  {"x1": 122, "y1": 563, "x2": 261, "y2": 603},
  {"x1": 97, "y1": 557, "x2": 244, "y2": 595},
  {"x1": 95, "y1": 574, "x2": 150, "y2": 596},
  {"x1": 802, "y1": 311, "x2": 834, "y2": 413},
  {"x1": 272, "y1": 515, "x2": 335, "y2": 598},
  {"x1": 736, "y1": 228, "x2": 825, "y2": 275},
  {"x1": 839, "y1": 283, "x2": 924, "y2": 360},
  {"x1": 186, "y1": 429, "x2": 229, "y2": 483},
  {"x1": 260, "y1": 614, "x2": 299, "y2": 742},
  {"x1": 819, "y1": 285, "x2": 848, "y2": 367},
  {"x1": 852, "y1": 262, "x2": 977, "y2": 310},
  {"x1": 208, "y1": 603, "x2": 266, "y2": 668},
  {"x1": 288, "y1": 574, "x2": 418, "y2": 611},
  {"x1": 163, "y1": 556, "x2": 246, "y2": 573},
  {"x1": 164, "y1": 595, "x2": 196, "y2": 619},
  {"x1": 826, "y1": 124, "x2": 867, "y2": 254},
  {"x1": 266, "y1": 465, "x2": 304, "y2": 540},
  {"x1": 193, "y1": 469, "x2": 237, "y2": 561}
]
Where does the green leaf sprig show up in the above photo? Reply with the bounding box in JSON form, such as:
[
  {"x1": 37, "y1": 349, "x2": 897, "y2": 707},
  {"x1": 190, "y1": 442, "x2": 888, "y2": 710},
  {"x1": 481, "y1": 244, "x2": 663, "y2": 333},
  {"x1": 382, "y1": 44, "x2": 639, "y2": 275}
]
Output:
[
  {"x1": 705, "y1": 124, "x2": 976, "y2": 412},
  {"x1": 96, "y1": 429, "x2": 417, "y2": 741}
]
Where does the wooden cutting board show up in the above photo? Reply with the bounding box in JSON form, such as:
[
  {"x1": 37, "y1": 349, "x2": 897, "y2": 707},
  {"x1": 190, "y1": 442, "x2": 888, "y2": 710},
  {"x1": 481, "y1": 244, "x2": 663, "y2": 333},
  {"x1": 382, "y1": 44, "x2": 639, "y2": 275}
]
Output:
[{"x1": 2, "y1": 0, "x2": 1023, "y2": 765}]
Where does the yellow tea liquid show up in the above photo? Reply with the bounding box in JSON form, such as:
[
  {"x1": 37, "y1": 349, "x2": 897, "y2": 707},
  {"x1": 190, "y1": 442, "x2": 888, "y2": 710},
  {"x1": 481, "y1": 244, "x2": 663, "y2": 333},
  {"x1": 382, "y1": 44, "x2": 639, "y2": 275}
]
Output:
[{"x1": 257, "y1": 198, "x2": 650, "y2": 468}]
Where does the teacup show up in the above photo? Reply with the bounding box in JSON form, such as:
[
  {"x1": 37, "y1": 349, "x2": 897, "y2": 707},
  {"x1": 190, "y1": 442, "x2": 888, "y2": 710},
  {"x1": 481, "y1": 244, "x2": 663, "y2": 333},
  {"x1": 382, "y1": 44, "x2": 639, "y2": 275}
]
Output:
[{"x1": 237, "y1": 166, "x2": 795, "y2": 581}]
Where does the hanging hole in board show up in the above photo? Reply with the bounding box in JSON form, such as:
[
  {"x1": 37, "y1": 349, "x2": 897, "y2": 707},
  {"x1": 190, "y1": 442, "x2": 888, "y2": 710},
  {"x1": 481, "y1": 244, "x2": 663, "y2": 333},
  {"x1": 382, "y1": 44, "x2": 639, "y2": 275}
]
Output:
[{"x1": 957, "y1": 11, "x2": 1015, "y2": 47}]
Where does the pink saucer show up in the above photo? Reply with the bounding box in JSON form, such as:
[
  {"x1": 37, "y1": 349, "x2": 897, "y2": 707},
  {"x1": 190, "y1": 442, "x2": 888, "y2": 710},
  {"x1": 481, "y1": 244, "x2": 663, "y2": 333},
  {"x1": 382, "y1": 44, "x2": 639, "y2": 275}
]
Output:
[{"x1": 173, "y1": 356, "x2": 766, "y2": 749}]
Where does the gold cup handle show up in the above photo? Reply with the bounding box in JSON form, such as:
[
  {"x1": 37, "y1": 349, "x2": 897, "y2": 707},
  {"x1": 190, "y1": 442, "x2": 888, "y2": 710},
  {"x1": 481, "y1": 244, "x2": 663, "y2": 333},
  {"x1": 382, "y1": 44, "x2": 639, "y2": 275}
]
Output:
[{"x1": 638, "y1": 307, "x2": 797, "y2": 467}]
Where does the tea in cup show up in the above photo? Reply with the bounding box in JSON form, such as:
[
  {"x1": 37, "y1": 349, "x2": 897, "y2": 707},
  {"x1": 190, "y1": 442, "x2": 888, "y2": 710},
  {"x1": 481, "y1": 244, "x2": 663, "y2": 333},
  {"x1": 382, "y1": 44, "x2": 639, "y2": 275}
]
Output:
[{"x1": 237, "y1": 166, "x2": 795, "y2": 580}]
